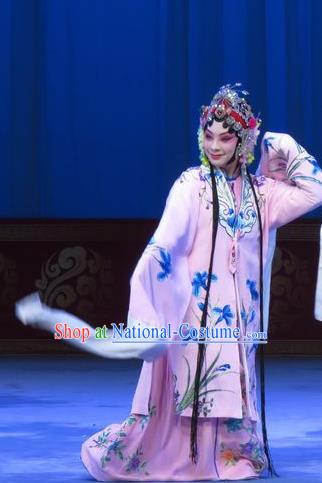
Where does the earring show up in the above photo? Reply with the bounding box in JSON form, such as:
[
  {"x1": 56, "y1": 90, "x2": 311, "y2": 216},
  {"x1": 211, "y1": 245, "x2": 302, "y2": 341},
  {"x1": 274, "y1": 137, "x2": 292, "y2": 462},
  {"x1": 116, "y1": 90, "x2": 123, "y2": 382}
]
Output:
[{"x1": 235, "y1": 144, "x2": 242, "y2": 158}]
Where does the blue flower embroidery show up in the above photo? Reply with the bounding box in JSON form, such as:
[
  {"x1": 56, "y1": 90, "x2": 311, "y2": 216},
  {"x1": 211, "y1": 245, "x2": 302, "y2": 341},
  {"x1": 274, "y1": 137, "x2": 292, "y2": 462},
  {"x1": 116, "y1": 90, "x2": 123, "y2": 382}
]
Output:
[
  {"x1": 248, "y1": 309, "x2": 255, "y2": 325},
  {"x1": 241, "y1": 304, "x2": 255, "y2": 327},
  {"x1": 249, "y1": 343, "x2": 258, "y2": 355},
  {"x1": 236, "y1": 210, "x2": 256, "y2": 231},
  {"x1": 224, "y1": 418, "x2": 244, "y2": 432},
  {"x1": 155, "y1": 248, "x2": 172, "y2": 281},
  {"x1": 263, "y1": 136, "x2": 275, "y2": 153},
  {"x1": 191, "y1": 271, "x2": 218, "y2": 297},
  {"x1": 126, "y1": 454, "x2": 141, "y2": 471},
  {"x1": 218, "y1": 363, "x2": 231, "y2": 371},
  {"x1": 214, "y1": 167, "x2": 257, "y2": 238},
  {"x1": 227, "y1": 208, "x2": 236, "y2": 229},
  {"x1": 213, "y1": 305, "x2": 234, "y2": 325},
  {"x1": 124, "y1": 445, "x2": 149, "y2": 474},
  {"x1": 107, "y1": 440, "x2": 123, "y2": 453},
  {"x1": 241, "y1": 307, "x2": 247, "y2": 323},
  {"x1": 308, "y1": 157, "x2": 322, "y2": 175},
  {"x1": 246, "y1": 279, "x2": 259, "y2": 301}
]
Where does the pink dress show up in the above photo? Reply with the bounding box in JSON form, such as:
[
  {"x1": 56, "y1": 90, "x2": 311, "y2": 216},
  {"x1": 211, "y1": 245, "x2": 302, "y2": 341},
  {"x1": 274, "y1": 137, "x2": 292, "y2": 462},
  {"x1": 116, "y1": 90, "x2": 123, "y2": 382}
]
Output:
[{"x1": 81, "y1": 132, "x2": 322, "y2": 480}]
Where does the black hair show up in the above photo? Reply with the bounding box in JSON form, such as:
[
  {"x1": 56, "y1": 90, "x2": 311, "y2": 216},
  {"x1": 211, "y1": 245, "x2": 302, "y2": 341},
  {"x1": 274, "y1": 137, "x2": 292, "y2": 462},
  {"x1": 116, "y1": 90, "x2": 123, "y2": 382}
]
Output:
[
  {"x1": 246, "y1": 167, "x2": 279, "y2": 478},
  {"x1": 204, "y1": 114, "x2": 239, "y2": 136},
  {"x1": 190, "y1": 162, "x2": 219, "y2": 464}
]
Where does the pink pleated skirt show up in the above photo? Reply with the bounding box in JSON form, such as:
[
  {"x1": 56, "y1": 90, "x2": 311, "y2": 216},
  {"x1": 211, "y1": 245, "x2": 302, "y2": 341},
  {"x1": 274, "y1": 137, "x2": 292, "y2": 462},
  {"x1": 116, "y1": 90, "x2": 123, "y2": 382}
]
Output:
[{"x1": 81, "y1": 354, "x2": 268, "y2": 481}]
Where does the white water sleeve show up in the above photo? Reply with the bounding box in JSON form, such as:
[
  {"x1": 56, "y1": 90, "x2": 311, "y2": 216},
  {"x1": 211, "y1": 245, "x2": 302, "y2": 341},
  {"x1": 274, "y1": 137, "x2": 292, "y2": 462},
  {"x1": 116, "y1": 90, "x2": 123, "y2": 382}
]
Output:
[{"x1": 15, "y1": 292, "x2": 167, "y2": 361}]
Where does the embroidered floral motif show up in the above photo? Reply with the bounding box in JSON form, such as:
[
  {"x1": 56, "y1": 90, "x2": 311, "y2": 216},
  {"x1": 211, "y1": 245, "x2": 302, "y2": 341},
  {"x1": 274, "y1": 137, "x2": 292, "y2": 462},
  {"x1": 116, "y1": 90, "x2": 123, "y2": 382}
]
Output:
[
  {"x1": 199, "y1": 166, "x2": 257, "y2": 238},
  {"x1": 124, "y1": 445, "x2": 149, "y2": 475},
  {"x1": 212, "y1": 304, "x2": 235, "y2": 325},
  {"x1": 308, "y1": 157, "x2": 322, "y2": 175},
  {"x1": 91, "y1": 430, "x2": 113, "y2": 449},
  {"x1": 220, "y1": 445, "x2": 240, "y2": 466},
  {"x1": 197, "y1": 395, "x2": 214, "y2": 416},
  {"x1": 263, "y1": 136, "x2": 275, "y2": 152},
  {"x1": 241, "y1": 304, "x2": 255, "y2": 328},
  {"x1": 241, "y1": 278, "x2": 259, "y2": 330},
  {"x1": 173, "y1": 346, "x2": 235, "y2": 415},
  {"x1": 138, "y1": 404, "x2": 156, "y2": 430},
  {"x1": 90, "y1": 407, "x2": 156, "y2": 473},
  {"x1": 192, "y1": 271, "x2": 218, "y2": 297},
  {"x1": 282, "y1": 142, "x2": 322, "y2": 185},
  {"x1": 239, "y1": 438, "x2": 267, "y2": 472},
  {"x1": 220, "y1": 419, "x2": 267, "y2": 473},
  {"x1": 233, "y1": 181, "x2": 257, "y2": 236},
  {"x1": 246, "y1": 279, "x2": 259, "y2": 301},
  {"x1": 223, "y1": 418, "x2": 244, "y2": 432},
  {"x1": 196, "y1": 300, "x2": 235, "y2": 327},
  {"x1": 151, "y1": 248, "x2": 172, "y2": 280},
  {"x1": 90, "y1": 429, "x2": 126, "y2": 467}
]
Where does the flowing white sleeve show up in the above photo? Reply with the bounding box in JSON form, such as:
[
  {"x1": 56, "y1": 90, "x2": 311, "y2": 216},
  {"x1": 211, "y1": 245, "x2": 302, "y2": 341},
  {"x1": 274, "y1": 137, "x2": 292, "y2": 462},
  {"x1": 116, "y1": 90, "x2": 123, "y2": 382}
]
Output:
[{"x1": 15, "y1": 169, "x2": 200, "y2": 361}]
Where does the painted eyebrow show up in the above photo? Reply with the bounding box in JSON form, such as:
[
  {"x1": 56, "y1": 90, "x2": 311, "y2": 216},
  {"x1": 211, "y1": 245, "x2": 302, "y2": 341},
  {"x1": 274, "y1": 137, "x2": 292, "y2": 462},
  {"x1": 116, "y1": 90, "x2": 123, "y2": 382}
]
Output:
[{"x1": 205, "y1": 129, "x2": 233, "y2": 136}]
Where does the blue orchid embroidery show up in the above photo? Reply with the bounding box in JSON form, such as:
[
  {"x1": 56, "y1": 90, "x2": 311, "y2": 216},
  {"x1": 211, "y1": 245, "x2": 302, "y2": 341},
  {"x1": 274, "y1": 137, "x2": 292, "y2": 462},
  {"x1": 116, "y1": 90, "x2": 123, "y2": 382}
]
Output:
[
  {"x1": 308, "y1": 157, "x2": 322, "y2": 175},
  {"x1": 263, "y1": 136, "x2": 275, "y2": 153},
  {"x1": 246, "y1": 279, "x2": 259, "y2": 301},
  {"x1": 248, "y1": 309, "x2": 256, "y2": 325},
  {"x1": 217, "y1": 363, "x2": 231, "y2": 372},
  {"x1": 213, "y1": 305, "x2": 234, "y2": 325},
  {"x1": 192, "y1": 271, "x2": 218, "y2": 297},
  {"x1": 241, "y1": 301, "x2": 256, "y2": 328},
  {"x1": 241, "y1": 307, "x2": 247, "y2": 322},
  {"x1": 154, "y1": 248, "x2": 172, "y2": 281}
]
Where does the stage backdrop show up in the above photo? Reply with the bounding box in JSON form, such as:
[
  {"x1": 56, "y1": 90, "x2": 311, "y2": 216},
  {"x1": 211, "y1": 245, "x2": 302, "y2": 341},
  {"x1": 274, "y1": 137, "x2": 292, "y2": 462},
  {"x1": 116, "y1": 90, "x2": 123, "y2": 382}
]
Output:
[{"x1": 0, "y1": 0, "x2": 322, "y2": 218}]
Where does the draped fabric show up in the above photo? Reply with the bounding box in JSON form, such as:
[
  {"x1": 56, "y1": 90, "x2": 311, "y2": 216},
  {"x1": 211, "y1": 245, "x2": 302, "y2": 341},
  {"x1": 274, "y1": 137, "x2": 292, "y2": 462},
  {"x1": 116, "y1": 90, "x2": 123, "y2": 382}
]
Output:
[{"x1": 1, "y1": 0, "x2": 322, "y2": 218}]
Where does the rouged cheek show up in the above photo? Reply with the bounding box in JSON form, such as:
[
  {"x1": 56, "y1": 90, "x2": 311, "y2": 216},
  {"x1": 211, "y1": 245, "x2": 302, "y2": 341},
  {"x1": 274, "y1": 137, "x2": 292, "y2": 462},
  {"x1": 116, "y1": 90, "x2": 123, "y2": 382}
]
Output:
[{"x1": 226, "y1": 139, "x2": 238, "y2": 147}]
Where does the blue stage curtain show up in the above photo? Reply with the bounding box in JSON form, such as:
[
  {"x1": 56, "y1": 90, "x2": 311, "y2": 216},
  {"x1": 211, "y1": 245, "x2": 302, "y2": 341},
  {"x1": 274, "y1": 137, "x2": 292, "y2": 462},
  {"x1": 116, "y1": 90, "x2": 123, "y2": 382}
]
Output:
[{"x1": 0, "y1": 0, "x2": 321, "y2": 218}]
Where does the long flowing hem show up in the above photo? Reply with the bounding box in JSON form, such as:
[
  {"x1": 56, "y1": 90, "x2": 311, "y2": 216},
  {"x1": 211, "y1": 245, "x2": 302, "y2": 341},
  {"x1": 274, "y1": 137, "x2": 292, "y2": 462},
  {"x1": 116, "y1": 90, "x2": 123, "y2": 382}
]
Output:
[{"x1": 80, "y1": 354, "x2": 268, "y2": 481}]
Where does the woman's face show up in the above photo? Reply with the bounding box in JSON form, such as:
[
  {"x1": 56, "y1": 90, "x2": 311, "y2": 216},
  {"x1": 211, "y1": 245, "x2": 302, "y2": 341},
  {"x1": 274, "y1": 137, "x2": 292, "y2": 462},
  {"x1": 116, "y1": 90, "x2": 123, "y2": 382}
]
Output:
[{"x1": 203, "y1": 120, "x2": 239, "y2": 170}]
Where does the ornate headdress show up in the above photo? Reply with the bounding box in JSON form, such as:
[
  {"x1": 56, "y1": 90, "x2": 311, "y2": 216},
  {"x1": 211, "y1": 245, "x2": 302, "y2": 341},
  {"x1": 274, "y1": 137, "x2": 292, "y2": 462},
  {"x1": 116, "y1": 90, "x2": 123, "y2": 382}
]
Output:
[{"x1": 198, "y1": 82, "x2": 262, "y2": 166}]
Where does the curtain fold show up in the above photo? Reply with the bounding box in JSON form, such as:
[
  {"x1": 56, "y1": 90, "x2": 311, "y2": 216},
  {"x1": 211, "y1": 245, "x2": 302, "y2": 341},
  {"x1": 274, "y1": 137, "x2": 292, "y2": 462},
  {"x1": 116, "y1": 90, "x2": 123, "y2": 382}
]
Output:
[{"x1": 0, "y1": 0, "x2": 321, "y2": 218}]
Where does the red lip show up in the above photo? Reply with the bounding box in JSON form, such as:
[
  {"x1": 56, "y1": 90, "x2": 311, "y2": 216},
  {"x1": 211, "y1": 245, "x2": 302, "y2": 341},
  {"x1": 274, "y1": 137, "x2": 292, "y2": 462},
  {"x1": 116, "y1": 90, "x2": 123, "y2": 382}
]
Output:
[{"x1": 210, "y1": 154, "x2": 222, "y2": 159}]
